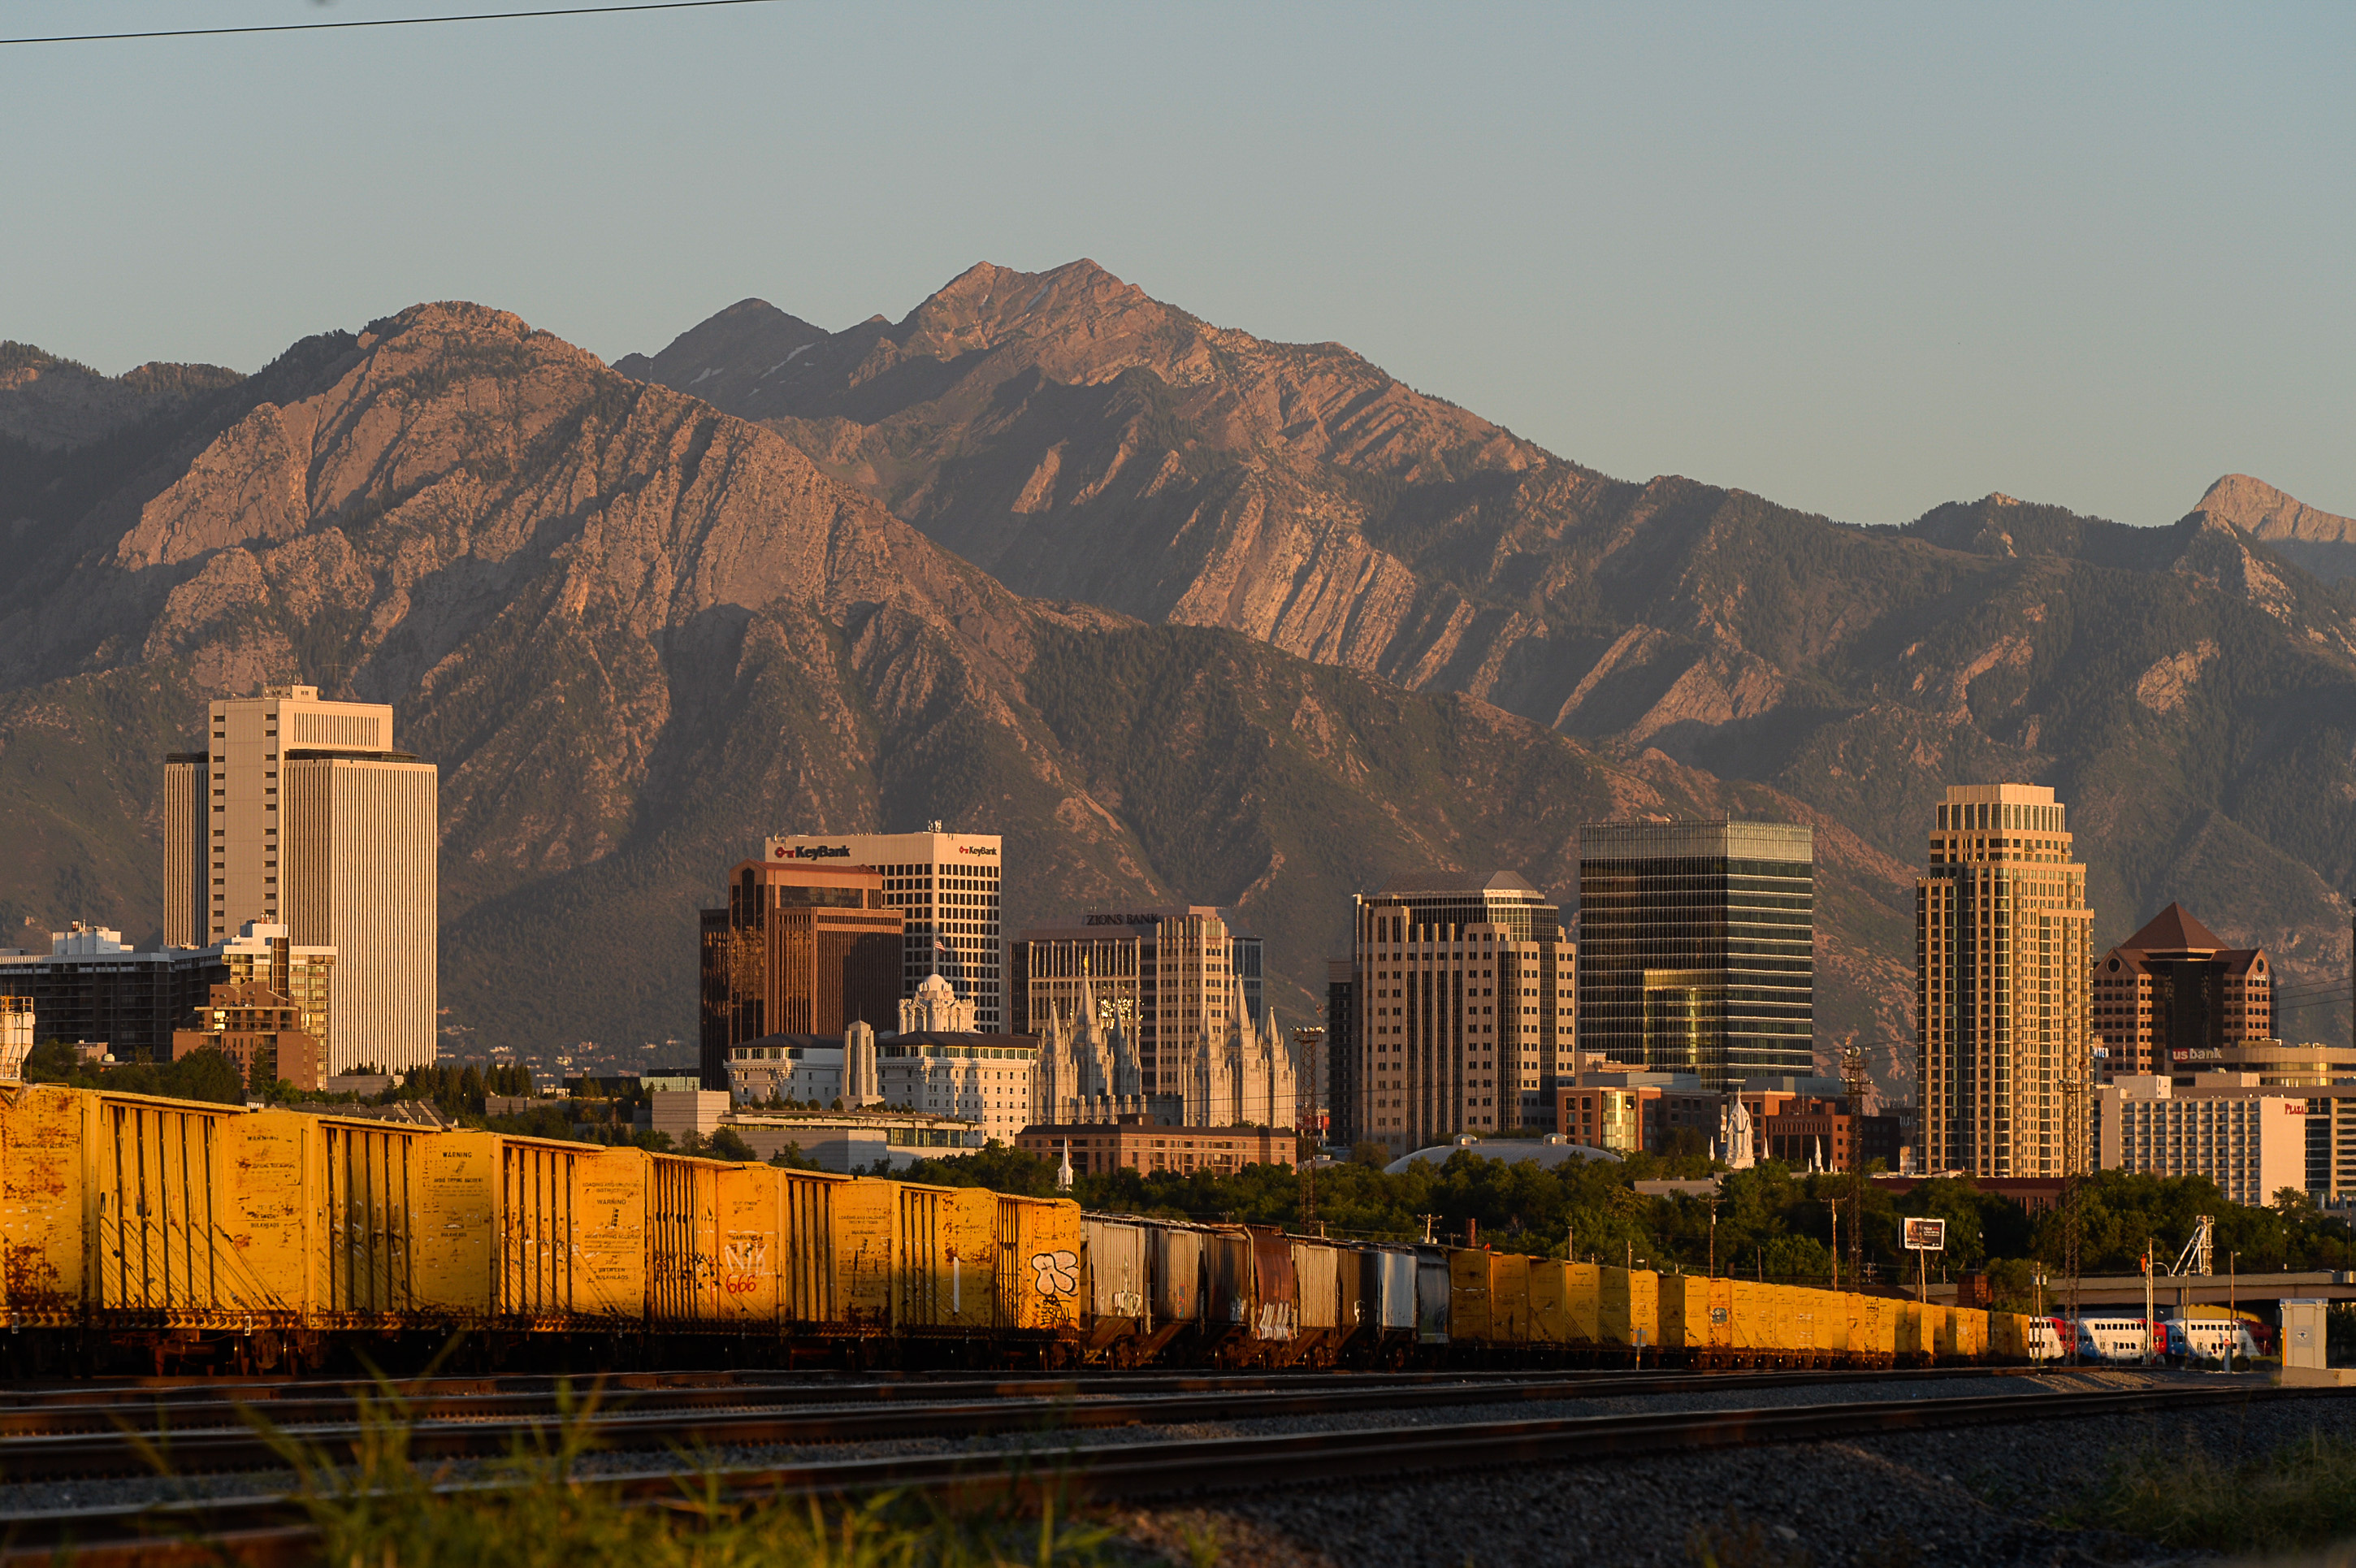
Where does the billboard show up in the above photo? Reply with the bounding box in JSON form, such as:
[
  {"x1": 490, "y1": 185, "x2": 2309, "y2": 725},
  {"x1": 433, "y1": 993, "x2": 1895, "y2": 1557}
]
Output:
[{"x1": 1903, "y1": 1217, "x2": 1947, "y2": 1253}]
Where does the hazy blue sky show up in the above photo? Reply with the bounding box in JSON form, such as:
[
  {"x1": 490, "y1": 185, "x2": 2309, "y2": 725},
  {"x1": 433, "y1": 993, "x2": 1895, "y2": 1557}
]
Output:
[{"x1": 5, "y1": 2, "x2": 2350, "y2": 526}]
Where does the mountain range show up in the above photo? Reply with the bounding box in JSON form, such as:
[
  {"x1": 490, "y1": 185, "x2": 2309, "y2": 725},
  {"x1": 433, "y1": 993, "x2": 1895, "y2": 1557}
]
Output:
[{"x1": 2, "y1": 262, "x2": 2353, "y2": 1090}]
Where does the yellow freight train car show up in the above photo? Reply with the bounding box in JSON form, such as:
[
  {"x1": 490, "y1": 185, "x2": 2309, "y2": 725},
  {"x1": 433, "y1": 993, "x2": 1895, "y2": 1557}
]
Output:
[
  {"x1": 1597, "y1": 1266, "x2": 1660, "y2": 1358},
  {"x1": 0, "y1": 1083, "x2": 2042, "y2": 1375},
  {"x1": 1657, "y1": 1275, "x2": 1710, "y2": 1362},
  {"x1": 995, "y1": 1192, "x2": 1084, "y2": 1340}
]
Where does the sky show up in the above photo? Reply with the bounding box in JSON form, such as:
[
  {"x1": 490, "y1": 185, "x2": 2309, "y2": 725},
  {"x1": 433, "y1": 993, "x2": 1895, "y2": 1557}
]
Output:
[{"x1": 3, "y1": 1, "x2": 2350, "y2": 527}]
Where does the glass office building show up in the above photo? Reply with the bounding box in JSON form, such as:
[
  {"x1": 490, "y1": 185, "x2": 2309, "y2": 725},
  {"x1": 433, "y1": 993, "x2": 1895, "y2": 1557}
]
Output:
[{"x1": 1576, "y1": 821, "x2": 1813, "y2": 1091}]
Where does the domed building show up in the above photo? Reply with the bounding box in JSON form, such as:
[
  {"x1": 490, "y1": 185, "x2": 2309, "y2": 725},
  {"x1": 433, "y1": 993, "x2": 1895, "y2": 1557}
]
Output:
[{"x1": 899, "y1": 970, "x2": 975, "y2": 1034}]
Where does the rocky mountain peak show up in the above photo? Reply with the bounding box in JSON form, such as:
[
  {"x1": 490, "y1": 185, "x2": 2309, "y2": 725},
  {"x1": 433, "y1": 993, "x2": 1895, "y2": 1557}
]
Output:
[
  {"x1": 608, "y1": 297, "x2": 826, "y2": 394},
  {"x1": 2196, "y1": 473, "x2": 2356, "y2": 544}
]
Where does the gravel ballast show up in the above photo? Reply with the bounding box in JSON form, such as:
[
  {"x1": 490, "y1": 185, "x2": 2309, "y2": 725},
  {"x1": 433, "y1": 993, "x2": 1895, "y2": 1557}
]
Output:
[
  {"x1": 0, "y1": 1366, "x2": 2332, "y2": 1567},
  {"x1": 1111, "y1": 1380, "x2": 2356, "y2": 1567}
]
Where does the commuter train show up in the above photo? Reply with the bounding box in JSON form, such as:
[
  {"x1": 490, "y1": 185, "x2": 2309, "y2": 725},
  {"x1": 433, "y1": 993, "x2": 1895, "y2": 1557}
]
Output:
[
  {"x1": 0, "y1": 1085, "x2": 2054, "y2": 1376},
  {"x1": 2060, "y1": 1315, "x2": 2263, "y2": 1366}
]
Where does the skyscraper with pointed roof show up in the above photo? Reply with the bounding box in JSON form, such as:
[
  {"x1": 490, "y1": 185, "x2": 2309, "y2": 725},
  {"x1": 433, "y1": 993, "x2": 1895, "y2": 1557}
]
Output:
[{"x1": 2093, "y1": 903, "x2": 2274, "y2": 1080}]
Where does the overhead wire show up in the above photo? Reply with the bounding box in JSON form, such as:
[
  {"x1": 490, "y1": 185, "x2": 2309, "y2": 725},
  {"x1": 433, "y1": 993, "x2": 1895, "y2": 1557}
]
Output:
[{"x1": 0, "y1": 0, "x2": 782, "y2": 46}]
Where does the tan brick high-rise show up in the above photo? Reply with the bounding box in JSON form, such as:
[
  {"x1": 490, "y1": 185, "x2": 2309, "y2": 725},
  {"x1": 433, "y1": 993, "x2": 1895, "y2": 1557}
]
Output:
[
  {"x1": 164, "y1": 686, "x2": 437, "y2": 1073},
  {"x1": 1916, "y1": 783, "x2": 2094, "y2": 1176}
]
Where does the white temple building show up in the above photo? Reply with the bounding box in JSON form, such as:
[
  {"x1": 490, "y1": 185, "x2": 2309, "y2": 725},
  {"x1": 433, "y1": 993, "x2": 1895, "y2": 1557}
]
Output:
[
  {"x1": 1180, "y1": 974, "x2": 1300, "y2": 1129},
  {"x1": 1033, "y1": 975, "x2": 1172, "y2": 1124}
]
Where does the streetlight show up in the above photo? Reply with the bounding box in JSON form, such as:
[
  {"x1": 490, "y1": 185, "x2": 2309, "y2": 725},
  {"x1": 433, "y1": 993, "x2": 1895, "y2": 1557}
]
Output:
[{"x1": 2230, "y1": 1250, "x2": 2240, "y2": 1368}]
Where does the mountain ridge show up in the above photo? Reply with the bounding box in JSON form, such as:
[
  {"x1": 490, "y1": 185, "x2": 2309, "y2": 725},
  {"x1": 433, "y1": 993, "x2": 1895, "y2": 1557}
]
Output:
[
  {"x1": 0, "y1": 297, "x2": 1924, "y2": 1071},
  {"x1": 616, "y1": 261, "x2": 2356, "y2": 1052}
]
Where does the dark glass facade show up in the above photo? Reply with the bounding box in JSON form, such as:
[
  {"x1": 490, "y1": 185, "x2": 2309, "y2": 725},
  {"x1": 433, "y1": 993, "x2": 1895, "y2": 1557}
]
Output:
[
  {"x1": 1325, "y1": 962, "x2": 1358, "y2": 1145},
  {"x1": 1577, "y1": 821, "x2": 1813, "y2": 1092},
  {"x1": 0, "y1": 949, "x2": 229, "y2": 1065}
]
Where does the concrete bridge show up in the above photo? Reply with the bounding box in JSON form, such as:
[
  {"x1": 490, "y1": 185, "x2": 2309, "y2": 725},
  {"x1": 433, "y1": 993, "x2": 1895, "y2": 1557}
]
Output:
[{"x1": 1929, "y1": 1270, "x2": 2356, "y2": 1311}]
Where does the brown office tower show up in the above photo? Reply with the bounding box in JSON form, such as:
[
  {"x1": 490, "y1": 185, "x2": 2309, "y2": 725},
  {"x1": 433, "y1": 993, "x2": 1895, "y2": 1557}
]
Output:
[
  {"x1": 1916, "y1": 783, "x2": 2095, "y2": 1178},
  {"x1": 2092, "y1": 903, "x2": 2273, "y2": 1079},
  {"x1": 699, "y1": 860, "x2": 904, "y2": 1089}
]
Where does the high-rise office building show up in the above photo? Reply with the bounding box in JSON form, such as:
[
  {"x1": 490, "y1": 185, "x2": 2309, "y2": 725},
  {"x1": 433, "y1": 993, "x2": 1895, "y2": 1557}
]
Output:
[
  {"x1": 1007, "y1": 907, "x2": 1262, "y2": 1098},
  {"x1": 1577, "y1": 821, "x2": 1814, "y2": 1092},
  {"x1": 2092, "y1": 903, "x2": 2273, "y2": 1080},
  {"x1": 763, "y1": 830, "x2": 1003, "y2": 1030},
  {"x1": 697, "y1": 859, "x2": 906, "y2": 1089},
  {"x1": 163, "y1": 685, "x2": 437, "y2": 1072},
  {"x1": 1916, "y1": 782, "x2": 2094, "y2": 1177},
  {"x1": 1344, "y1": 871, "x2": 1574, "y2": 1154}
]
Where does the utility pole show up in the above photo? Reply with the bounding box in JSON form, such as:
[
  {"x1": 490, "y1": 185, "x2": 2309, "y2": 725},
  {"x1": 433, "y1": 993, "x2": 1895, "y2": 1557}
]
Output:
[
  {"x1": 2061, "y1": 1057, "x2": 2087, "y2": 1364},
  {"x1": 1829, "y1": 1202, "x2": 1838, "y2": 1292},
  {"x1": 2142, "y1": 1237, "x2": 2156, "y2": 1367},
  {"x1": 1296, "y1": 1023, "x2": 1319, "y2": 1232}
]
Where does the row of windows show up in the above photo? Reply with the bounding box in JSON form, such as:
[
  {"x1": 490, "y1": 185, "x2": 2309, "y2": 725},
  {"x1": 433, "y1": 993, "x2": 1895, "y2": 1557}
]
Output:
[{"x1": 1578, "y1": 858, "x2": 1812, "y2": 880}]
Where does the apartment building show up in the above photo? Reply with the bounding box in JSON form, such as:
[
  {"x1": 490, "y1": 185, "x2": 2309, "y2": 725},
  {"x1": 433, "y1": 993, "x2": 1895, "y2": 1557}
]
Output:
[
  {"x1": 2098, "y1": 1073, "x2": 2308, "y2": 1208},
  {"x1": 1916, "y1": 783, "x2": 2094, "y2": 1179}
]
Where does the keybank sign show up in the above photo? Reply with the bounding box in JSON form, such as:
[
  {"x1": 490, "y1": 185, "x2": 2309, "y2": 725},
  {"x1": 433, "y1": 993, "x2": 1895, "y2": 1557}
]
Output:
[{"x1": 772, "y1": 844, "x2": 851, "y2": 860}]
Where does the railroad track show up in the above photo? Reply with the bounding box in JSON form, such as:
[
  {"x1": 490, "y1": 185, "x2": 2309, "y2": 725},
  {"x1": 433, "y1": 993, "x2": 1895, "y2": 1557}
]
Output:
[
  {"x1": 0, "y1": 1379, "x2": 2329, "y2": 1568},
  {"x1": 0, "y1": 1366, "x2": 2028, "y2": 1476}
]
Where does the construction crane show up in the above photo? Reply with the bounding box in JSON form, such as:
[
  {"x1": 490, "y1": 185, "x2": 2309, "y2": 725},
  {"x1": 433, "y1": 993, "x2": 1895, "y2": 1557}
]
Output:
[{"x1": 2171, "y1": 1214, "x2": 2215, "y2": 1279}]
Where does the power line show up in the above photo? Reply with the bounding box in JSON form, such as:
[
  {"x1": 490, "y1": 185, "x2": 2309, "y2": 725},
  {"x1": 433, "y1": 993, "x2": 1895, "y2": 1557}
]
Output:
[{"x1": 0, "y1": 0, "x2": 781, "y2": 46}]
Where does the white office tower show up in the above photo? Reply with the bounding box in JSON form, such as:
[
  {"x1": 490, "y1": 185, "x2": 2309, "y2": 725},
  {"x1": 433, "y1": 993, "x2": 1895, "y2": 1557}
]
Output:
[
  {"x1": 763, "y1": 829, "x2": 1004, "y2": 1032},
  {"x1": 165, "y1": 685, "x2": 438, "y2": 1073}
]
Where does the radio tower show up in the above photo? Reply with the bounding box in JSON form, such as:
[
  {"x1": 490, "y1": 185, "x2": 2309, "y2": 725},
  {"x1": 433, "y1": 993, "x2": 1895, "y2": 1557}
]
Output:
[{"x1": 1842, "y1": 1043, "x2": 1872, "y2": 1291}]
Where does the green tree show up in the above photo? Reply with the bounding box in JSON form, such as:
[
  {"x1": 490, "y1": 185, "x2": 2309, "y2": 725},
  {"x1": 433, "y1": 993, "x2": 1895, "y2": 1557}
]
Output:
[
  {"x1": 707, "y1": 1127, "x2": 759, "y2": 1163},
  {"x1": 487, "y1": 1103, "x2": 578, "y2": 1141},
  {"x1": 156, "y1": 1048, "x2": 247, "y2": 1106},
  {"x1": 899, "y1": 1141, "x2": 1060, "y2": 1196},
  {"x1": 19, "y1": 1039, "x2": 91, "y2": 1085}
]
